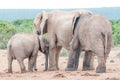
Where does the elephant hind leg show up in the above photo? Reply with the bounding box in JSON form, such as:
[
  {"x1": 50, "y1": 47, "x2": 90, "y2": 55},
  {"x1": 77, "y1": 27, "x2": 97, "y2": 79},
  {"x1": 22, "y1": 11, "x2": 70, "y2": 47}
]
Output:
[
  {"x1": 17, "y1": 58, "x2": 26, "y2": 73},
  {"x1": 48, "y1": 47, "x2": 58, "y2": 71},
  {"x1": 65, "y1": 35, "x2": 80, "y2": 71},
  {"x1": 8, "y1": 55, "x2": 13, "y2": 73},
  {"x1": 73, "y1": 42, "x2": 80, "y2": 70},
  {"x1": 82, "y1": 51, "x2": 94, "y2": 71},
  {"x1": 95, "y1": 48, "x2": 106, "y2": 73}
]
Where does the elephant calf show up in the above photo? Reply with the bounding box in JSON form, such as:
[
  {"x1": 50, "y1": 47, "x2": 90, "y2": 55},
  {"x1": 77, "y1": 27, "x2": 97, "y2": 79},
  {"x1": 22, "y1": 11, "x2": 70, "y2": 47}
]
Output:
[{"x1": 7, "y1": 33, "x2": 49, "y2": 73}]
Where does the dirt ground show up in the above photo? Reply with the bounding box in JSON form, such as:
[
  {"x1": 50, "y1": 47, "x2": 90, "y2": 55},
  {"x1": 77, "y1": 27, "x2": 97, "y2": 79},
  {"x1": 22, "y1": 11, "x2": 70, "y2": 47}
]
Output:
[{"x1": 0, "y1": 47, "x2": 120, "y2": 80}]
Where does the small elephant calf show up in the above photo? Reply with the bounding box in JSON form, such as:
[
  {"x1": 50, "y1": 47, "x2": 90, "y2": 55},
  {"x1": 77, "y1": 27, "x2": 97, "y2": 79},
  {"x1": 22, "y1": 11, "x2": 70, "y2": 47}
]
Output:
[{"x1": 7, "y1": 33, "x2": 49, "y2": 73}]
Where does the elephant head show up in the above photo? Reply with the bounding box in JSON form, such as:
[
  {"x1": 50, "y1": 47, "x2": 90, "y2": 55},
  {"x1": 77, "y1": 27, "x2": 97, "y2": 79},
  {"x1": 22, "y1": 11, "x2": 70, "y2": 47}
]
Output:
[
  {"x1": 33, "y1": 11, "x2": 48, "y2": 35},
  {"x1": 38, "y1": 35, "x2": 49, "y2": 53}
]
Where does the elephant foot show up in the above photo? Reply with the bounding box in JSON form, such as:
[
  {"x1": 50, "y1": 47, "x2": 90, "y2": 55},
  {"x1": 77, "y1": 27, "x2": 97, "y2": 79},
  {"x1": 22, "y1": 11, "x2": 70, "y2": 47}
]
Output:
[
  {"x1": 65, "y1": 67, "x2": 77, "y2": 71},
  {"x1": 21, "y1": 70, "x2": 27, "y2": 73},
  {"x1": 34, "y1": 69, "x2": 37, "y2": 71},
  {"x1": 82, "y1": 66, "x2": 94, "y2": 71},
  {"x1": 21, "y1": 69, "x2": 27, "y2": 73},
  {"x1": 7, "y1": 70, "x2": 12, "y2": 73},
  {"x1": 43, "y1": 69, "x2": 47, "y2": 71},
  {"x1": 28, "y1": 70, "x2": 33, "y2": 72},
  {"x1": 96, "y1": 65, "x2": 106, "y2": 73}
]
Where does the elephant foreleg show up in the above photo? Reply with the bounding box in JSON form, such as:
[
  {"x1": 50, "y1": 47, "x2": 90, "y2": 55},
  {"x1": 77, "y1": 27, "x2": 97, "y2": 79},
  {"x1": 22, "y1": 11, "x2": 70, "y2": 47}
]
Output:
[
  {"x1": 28, "y1": 55, "x2": 36, "y2": 72},
  {"x1": 44, "y1": 49, "x2": 49, "y2": 71},
  {"x1": 82, "y1": 51, "x2": 94, "y2": 71},
  {"x1": 55, "y1": 46, "x2": 62, "y2": 70},
  {"x1": 48, "y1": 47, "x2": 58, "y2": 71}
]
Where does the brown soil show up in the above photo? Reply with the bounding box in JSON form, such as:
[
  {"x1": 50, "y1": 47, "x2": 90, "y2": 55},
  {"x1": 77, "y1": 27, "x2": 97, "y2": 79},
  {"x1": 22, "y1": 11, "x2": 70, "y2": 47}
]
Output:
[{"x1": 0, "y1": 46, "x2": 120, "y2": 80}]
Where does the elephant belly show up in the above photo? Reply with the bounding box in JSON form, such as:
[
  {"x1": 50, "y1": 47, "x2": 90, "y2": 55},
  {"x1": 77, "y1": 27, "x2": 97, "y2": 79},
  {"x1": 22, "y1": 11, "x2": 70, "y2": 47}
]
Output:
[{"x1": 57, "y1": 39, "x2": 71, "y2": 50}]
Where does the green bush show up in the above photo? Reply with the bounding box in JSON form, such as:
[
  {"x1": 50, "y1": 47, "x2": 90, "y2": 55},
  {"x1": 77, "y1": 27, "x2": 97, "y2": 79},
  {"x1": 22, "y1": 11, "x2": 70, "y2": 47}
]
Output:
[
  {"x1": 0, "y1": 20, "x2": 16, "y2": 49},
  {"x1": 0, "y1": 19, "x2": 34, "y2": 49},
  {"x1": 60, "y1": 48, "x2": 69, "y2": 56},
  {"x1": 12, "y1": 19, "x2": 33, "y2": 33},
  {"x1": 110, "y1": 19, "x2": 120, "y2": 45}
]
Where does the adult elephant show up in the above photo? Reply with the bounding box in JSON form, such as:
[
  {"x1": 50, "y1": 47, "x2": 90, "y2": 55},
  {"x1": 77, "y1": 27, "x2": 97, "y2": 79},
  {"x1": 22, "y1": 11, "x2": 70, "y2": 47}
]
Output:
[
  {"x1": 33, "y1": 10, "x2": 93, "y2": 71},
  {"x1": 66, "y1": 14, "x2": 112, "y2": 73}
]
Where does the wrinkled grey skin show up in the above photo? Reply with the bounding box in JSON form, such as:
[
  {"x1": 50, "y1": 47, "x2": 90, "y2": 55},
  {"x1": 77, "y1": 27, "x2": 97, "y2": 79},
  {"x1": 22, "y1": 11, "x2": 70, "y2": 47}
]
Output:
[
  {"x1": 66, "y1": 14, "x2": 112, "y2": 73},
  {"x1": 7, "y1": 33, "x2": 49, "y2": 73},
  {"x1": 33, "y1": 10, "x2": 93, "y2": 71},
  {"x1": 39, "y1": 36, "x2": 49, "y2": 71}
]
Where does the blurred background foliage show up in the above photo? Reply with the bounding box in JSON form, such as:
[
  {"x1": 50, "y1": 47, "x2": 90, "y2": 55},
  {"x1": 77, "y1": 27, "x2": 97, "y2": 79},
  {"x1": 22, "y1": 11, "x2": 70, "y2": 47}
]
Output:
[
  {"x1": 0, "y1": 19, "x2": 120, "y2": 50},
  {"x1": 0, "y1": 19, "x2": 33, "y2": 49}
]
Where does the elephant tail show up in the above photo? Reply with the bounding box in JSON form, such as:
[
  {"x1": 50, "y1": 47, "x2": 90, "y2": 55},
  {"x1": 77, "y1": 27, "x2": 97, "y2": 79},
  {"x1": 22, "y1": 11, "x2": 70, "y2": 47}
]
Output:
[
  {"x1": 104, "y1": 33, "x2": 108, "y2": 58},
  {"x1": 8, "y1": 44, "x2": 12, "y2": 54},
  {"x1": 101, "y1": 32, "x2": 108, "y2": 58},
  {"x1": 72, "y1": 14, "x2": 81, "y2": 35},
  {"x1": 8, "y1": 44, "x2": 15, "y2": 59}
]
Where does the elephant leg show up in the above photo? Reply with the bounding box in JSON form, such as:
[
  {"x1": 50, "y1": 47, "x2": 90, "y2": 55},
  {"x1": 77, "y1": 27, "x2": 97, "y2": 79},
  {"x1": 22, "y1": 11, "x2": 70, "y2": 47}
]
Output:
[
  {"x1": 17, "y1": 58, "x2": 26, "y2": 73},
  {"x1": 8, "y1": 55, "x2": 13, "y2": 73},
  {"x1": 73, "y1": 43, "x2": 80, "y2": 70},
  {"x1": 48, "y1": 47, "x2": 58, "y2": 71},
  {"x1": 28, "y1": 58, "x2": 31, "y2": 71},
  {"x1": 48, "y1": 34, "x2": 58, "y2": 71},
  {"x1": 82, "y1": 51, "x2": 94, "y2": 71},
  {"x1": 95, "y1": 48, "x2": 106, "y2": 73},
  {"x1": 28, "y1": 54, "x2": 37, "y2": 72},
  {"x1": 65, "y1": 35, "x2": 80, "y2": 71},
  {"x1": 55, "y1": 46, "x2": 62, "y2": 70},
  {"x1": 44, "y1": 51, "x2": 49, "y2": 71},
  {"x1": 33, "y1": 57, "x2": 37, "y2": 71}
]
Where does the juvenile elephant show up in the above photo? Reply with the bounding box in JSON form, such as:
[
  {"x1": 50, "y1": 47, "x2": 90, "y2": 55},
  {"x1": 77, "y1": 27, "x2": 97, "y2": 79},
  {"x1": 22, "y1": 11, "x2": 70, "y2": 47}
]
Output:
[
  {"x1": 66, "y1": 14, "x2": 112, "y2": 73},
  {"x1": 33, "y1": 10, "x2": 93, "y2": 71},
  {"x1": 7, "y1": 33, "x2": 49, "y2": 73}
]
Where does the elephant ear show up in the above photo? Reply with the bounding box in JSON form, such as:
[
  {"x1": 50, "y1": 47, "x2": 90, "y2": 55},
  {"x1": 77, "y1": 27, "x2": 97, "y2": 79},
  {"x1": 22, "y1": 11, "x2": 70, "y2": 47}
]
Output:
[
  {"x1": 72, "y1": 14, "x2": 81, "y2": 35},
  {"x1": 40, "y1": 11, "x2": 48, "y2": 35},
  {"x1": 34, "y1": 11, "x2": 48, "y2": 35},
  {"x1": 39, "y1": 35, "x2": 45, "y2": 52}
]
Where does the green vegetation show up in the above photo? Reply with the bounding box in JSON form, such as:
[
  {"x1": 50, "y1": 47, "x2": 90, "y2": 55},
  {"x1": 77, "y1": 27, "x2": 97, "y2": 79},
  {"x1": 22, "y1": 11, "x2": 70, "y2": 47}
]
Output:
[
  {"x1": 12, "y1": 19, "x2": 33, "y2": 33},
  {"x1": 60, "y1": 48, "x2": 69, "y2": 57},
  {"x1": 0, "y1": 19, "x2": 33, "y2": 49},
  {"x1": 0, "y1": 19, "x2": 120, "y2": 49},
  {"x1": 0, "y1": 20, "x2": 16, "y2": 49},
  {"x1": 110, "y1": 19, "x2": 120, "y2": 45}
]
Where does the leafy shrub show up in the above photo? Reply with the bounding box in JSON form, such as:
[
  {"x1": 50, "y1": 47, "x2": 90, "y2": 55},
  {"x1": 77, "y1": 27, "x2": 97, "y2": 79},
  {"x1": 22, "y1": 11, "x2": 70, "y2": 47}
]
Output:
[
  {"x1": 0, "y1": 20, "x2": 16, "y2": 49},
  {"x1": 110, "y1": 19, "x2": 120, "y2": 45},
  {"x1": 60, "y1": 48, "x2": 69, "y2": 56},
  {"x1": 12, "y1": 19, "x2": 33, "y2": 33}
]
